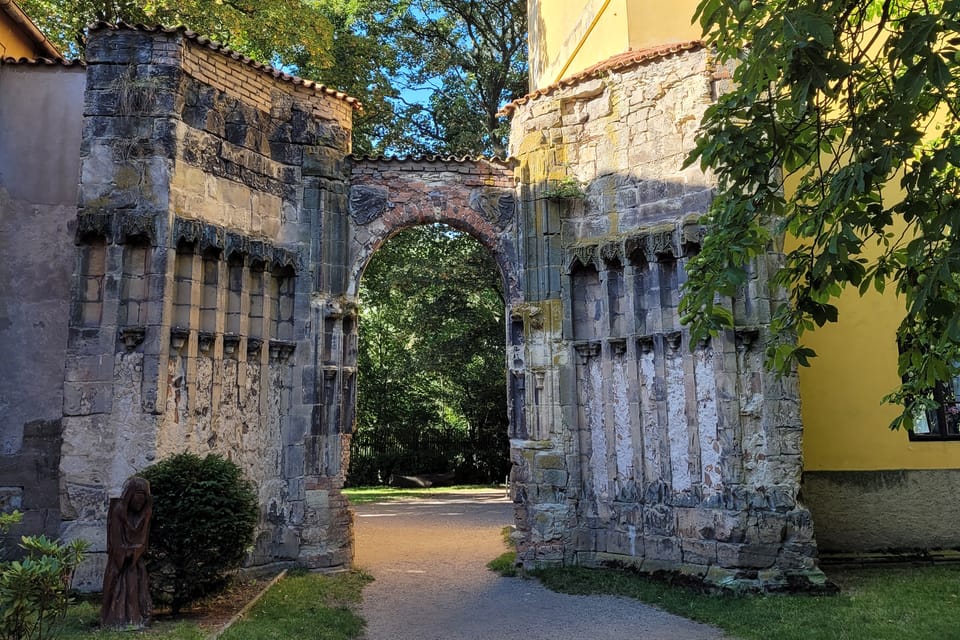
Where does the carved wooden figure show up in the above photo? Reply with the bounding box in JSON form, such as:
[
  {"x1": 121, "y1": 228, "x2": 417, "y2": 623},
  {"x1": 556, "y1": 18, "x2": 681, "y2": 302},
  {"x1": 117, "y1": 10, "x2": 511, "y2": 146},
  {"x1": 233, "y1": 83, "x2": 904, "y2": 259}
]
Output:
[{"x1": 101, "y1": 476, "x2": 153, "y2": 629}]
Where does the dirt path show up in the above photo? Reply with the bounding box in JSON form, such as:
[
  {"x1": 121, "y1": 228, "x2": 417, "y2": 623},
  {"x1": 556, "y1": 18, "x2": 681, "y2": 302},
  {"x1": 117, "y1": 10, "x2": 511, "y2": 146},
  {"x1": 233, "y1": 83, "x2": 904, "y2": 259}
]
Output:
[{"x1": 354, "y1": 489, "x2": 729, "y2": 640}]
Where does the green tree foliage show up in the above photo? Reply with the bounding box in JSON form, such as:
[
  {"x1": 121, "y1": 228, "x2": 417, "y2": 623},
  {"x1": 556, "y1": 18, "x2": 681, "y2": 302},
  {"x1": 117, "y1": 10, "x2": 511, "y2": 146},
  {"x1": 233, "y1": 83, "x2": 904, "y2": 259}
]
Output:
[
  {"x1": 681, "y1": 0, "x2": 960, "y2": 428},
  {"x1": 0, "y1": 512, "x2": 88, "y2": 640},
  {"x1": 19, "y1": 0, "x2": 527, "y2": 156},
  {"x1": 19, "y1": 0, "x2": 334, "y2": 67},
  {"x1": 140, "y1": 453, "x2": 258, "y2": 614},
  {"x1": 371, "y1": 0, "x2": 528, "y2": 156},
  {"x1": 350, "y1": 225, "x2": 509, "y2": 485}
]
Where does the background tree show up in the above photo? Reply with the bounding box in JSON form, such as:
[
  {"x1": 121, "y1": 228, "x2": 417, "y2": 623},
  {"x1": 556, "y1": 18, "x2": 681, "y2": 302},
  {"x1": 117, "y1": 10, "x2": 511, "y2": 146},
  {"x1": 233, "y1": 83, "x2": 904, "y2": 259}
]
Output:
[
  {"x1": 682, "y1": 0, "x2": 960, "y2": 429},
  {"x1": 369, "y1": 0, "x2": 528, "y2": 156},
  {"x1": 350, "y1": 225, "x2": 509, "y2": 485},
  {"x1": 20, "y1": 0, "x2": 528, "y2": 156}
]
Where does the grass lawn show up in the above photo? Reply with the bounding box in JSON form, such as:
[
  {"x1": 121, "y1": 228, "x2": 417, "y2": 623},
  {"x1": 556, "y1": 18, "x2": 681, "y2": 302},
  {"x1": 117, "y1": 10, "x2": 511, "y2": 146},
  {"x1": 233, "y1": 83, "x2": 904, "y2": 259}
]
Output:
[
  {"x1": 57, "y1": 570, "x2": 371, "y2": 640},
  {"x1": 532, "y1": 563, "x2": 960, "y2": 640},
  {"x1": 342, "y1": 485, "x2": 504, "y2": 504},
  {"x1": 219, "y1": 570, "x2": 370, "y2": 640}
]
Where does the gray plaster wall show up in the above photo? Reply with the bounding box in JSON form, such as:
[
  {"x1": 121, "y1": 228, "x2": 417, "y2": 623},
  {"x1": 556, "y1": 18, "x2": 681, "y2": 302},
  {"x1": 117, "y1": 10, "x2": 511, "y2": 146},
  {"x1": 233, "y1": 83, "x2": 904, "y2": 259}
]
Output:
[
  {"x1": 0, "y1": 64, "x2": 85, "y2": 541},
  {"x1": 0, "y1": 64, "x2": 85, "y2": 452},
  {"x1": 803, "y1": 469, "x2": 960, "y2": 553}
]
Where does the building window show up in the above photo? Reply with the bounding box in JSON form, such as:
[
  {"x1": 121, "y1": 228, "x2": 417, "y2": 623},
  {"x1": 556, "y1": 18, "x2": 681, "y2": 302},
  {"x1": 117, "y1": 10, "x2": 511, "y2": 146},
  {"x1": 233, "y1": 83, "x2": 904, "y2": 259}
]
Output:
[{"x1": 910, "y1": 376, "x2": 960, "y2": 441}]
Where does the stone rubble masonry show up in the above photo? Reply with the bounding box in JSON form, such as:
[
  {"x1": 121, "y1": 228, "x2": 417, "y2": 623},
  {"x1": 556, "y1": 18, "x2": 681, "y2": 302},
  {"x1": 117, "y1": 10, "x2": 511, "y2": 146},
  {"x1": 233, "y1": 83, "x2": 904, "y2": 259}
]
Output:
[
  {"x1": 59, "y1": 26, "x2": 354, "y2": 588},
  {"x1": 506, "y1": 46, "x2": 825, "y2": 591}
]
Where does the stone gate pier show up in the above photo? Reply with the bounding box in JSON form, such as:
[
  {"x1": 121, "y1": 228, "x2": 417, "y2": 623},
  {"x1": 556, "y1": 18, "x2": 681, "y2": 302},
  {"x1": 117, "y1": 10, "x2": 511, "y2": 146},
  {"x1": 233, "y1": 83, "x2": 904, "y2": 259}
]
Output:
[{"x1": 48, "y1": 26, "x2": 824, "y2": 591}]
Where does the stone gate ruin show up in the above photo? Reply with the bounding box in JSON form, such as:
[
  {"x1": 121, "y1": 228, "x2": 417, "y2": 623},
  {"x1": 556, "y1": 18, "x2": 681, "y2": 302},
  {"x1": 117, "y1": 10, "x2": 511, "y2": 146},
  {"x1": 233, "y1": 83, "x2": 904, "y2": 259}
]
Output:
[{"x1": 1, "y1": 25, "x2": 824, "y2": 591}]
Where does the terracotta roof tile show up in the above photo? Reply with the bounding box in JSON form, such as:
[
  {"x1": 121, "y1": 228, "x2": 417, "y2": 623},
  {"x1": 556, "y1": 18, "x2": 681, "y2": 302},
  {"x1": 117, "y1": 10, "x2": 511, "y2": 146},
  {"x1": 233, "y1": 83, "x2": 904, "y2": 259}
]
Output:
[
  {"x1": 350, "y1": 154, "x2": 515, "y2": 165},
  {"x1": 498, "y1": 41, "x2": 704, "y2": 116},
  {"x1": 88, "y1": 22, "x2": 362, "y2": 110},
  {"x1": 1, "y1": 56, "x2": 84, "y2": 67}
]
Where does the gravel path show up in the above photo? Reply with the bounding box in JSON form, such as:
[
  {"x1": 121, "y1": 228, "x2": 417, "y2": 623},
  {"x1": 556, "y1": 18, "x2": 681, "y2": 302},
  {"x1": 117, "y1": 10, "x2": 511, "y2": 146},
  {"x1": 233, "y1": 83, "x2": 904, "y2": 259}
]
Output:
[{"x1": 354, "y1": 489, "x2": 729, "y2": 640}]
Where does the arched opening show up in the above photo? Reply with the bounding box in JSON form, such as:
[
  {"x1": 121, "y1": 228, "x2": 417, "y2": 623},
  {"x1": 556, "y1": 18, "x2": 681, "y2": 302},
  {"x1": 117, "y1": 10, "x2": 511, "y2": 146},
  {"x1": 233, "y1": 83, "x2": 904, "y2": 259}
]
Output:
[{"x1": 348, "y1": 223, "x2": 511, "y2": 488}]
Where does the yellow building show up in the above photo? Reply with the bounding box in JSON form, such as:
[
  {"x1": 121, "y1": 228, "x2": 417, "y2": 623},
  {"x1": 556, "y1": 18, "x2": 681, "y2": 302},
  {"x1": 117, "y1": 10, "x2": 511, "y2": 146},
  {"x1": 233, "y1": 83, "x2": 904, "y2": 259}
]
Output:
[
  {"x1": 0, "y1": 0, "x2": 61, "y2": 60},
  {"x1": 529, "y1": 0, "x2": 960, "y2": 554}
]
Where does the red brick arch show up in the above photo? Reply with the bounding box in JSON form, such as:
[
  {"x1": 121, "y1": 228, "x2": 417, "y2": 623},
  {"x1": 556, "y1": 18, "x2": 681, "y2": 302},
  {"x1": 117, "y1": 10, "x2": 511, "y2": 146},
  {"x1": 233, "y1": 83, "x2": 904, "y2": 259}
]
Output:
[{"x1": 346, "y1": 157, "x2": 521, "y2": 303}]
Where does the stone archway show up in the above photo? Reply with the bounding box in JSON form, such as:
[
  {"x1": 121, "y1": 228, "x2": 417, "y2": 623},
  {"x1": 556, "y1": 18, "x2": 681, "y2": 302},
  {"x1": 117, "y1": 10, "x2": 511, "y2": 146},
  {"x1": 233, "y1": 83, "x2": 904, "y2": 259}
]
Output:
[
  {"x1": 306, "y1": 156, "x2": 540, "y2": 565},
  {"x1": 54, "y1": 26, "x2": 824, "y2": 592}
]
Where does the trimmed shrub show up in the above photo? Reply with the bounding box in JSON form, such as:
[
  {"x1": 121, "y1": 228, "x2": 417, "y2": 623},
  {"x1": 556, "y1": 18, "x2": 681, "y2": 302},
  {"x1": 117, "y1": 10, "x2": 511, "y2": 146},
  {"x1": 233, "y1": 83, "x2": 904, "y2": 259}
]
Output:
[{"x1": 141, "y1": 453, "x2": 258, "y2": 613}]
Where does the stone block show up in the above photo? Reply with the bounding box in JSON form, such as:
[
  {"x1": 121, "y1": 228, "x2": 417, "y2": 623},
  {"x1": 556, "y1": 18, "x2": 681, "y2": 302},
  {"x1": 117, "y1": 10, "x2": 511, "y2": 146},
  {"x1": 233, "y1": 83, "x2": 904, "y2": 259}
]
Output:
[
  {"x1": 784, "y1": 509, "x2": 815, "y2": 544},
  {"x1": 284, "y1": 444, "x2": 304, "y2": 478},
  {"x1": 750, "y1": 512, "x2": 787, "y2": 544},
  {"x1": 62, "y1": 381, "x2": 113, "y2": 416},
  {"x1": 607, "y1": 528, "x2": 643, "y2": 558},
  {"x1": 777, "y1": 542, "x2": 818, "y2": 571},
  {"x1": 644, "y1": 535, "x2": 681, "y2": 562},
  {"x1": 642, "y1": 503, "x2": 675, "y2": 536},
  {"x1": 716, "y1": 542, "x2": 779, "y2": 569},
  {"x1": 681, "y1": 538, "x2": 717, "y2": 565},
  {"x1": 71, "y1": 552, "x2": 109, "y2": 593},
  {"x1": 0, "y1": 487, "x2": 23, "y2": 511},
  {"x1": 535, "y1": 452, "x2": 565, "y2": 469},
  {"x1": 64, "y1": 355, "x2": 115, "y2": 383},
  {"x1": 541, "y1": 469, "x2": 568, "y2": 487}
]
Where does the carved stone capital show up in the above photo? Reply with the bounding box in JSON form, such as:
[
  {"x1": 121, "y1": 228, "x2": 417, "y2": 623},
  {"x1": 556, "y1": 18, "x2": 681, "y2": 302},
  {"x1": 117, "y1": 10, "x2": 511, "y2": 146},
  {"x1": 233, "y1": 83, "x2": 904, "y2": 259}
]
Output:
[
  {"x1": 120, "y1": 326, "x2": 146, "y2": 351},
  {"x1": 223, "y1": 333, "x2": 240, "y2": 357},
  {"x1": 570, "y1": 244, "x2": 599, "y2": 271},
  {"x1": 665, "y1": 330, "x2": 682, "y2": 352},
  {"x1": 609, "y1": 338, "x2": 627, "y2": 356},
  {"x1": 246, "y1": 336, "x2": 263, "y2": 359},
  {"x1": 198, "y1": 331, "x2": 215, "y2": 354},
  {"x1": 269, "y1": 339, "x2": 296, "y2": 363},
  {"x1": 573, "y1": 341, "x2": 601, "y2": 362},
  {"x1": 637, "y1": 335, "x2": 655, "y2": 354},
  {"x1": 644, "y1": 228, "x2": 678, "y2": 261},
  {"x1": 169, "y1": 326, "x2": 189, "y2": 352}
]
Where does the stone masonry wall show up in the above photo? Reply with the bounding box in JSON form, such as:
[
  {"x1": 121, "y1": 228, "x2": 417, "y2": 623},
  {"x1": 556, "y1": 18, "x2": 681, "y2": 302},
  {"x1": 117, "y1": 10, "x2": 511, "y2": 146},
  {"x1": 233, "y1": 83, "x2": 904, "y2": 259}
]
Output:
[
  {"x1": 58, "y1": 25, "x2": 356, "y2": 588},
  {"x1": 46, "y1": 27, "x2": 824, "y2": 593},
  {"x1": 506, "y1": 46, "x2": 824, "y2": 590}
]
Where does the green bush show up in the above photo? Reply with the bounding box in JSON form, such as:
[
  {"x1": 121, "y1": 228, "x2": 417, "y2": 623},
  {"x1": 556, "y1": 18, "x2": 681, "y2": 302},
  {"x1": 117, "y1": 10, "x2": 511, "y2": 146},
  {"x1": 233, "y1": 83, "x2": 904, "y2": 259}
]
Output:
[
  {"x1": 141, "y1": 453, "x2": 258, "y2": 614},
  {"x1": 0, "y1": 512, "x2": 88, "y2": 640}
]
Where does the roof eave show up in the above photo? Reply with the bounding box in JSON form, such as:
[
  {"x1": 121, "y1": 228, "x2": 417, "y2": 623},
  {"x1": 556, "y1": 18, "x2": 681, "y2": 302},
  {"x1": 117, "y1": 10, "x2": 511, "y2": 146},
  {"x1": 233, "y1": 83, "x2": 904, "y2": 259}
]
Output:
[{"x1": 0, "y1": 0, "x2": 63, "y2": 60}]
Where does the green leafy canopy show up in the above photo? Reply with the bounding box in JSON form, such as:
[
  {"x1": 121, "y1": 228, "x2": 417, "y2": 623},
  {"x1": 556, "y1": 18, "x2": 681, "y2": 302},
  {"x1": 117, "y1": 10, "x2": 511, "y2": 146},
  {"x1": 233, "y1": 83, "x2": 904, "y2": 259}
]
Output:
[
  {"x1": 352, "y1": 225, "x2": 509, "y2": 485},
  {"x1": 682, "y1": 0, "x2": 960, "y2": 429},
  {"x1": 20, "y1": 0, "x2": 527, "y2": 156}
]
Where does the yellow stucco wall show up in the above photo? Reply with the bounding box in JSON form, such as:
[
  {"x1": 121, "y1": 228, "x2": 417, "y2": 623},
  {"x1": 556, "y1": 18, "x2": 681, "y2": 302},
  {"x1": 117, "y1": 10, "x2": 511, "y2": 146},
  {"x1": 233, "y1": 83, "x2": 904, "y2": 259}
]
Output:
[
  {"x1": 528, "y1": 0, "x2": 629, "y2": 90},
  {"x1": 527, "y1": 0, "x2": 700, "y2": 90},
  {"x1": 786, "y1": 172, "x2": 960, "y2": 470},
  {"x1": 799, "y1": 286, "x2": 960, "y2": 470},
  {"x1": 626, "y1": 1, "x2": 701, "y2": 52},
  {"x1": 0, "y1": 11, "x2": 38, "y2": 59}
]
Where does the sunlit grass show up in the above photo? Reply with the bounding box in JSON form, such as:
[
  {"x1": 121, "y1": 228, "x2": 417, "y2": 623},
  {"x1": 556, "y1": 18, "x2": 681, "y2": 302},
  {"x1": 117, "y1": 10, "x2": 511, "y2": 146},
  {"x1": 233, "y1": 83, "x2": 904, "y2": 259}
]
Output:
[
  {"x1": 58, "y1": 570, "x2": 371, "y2": 640},
  {"x1": 487, "y1": 526, "x2": 519, "y2": 577},
  {"x1": 221, "y1": 570, "x2": 371, "y2": 640},
  {"x1": 533, "y1": 564, "x2": 960, "y2": 640},
  {"x1": 343, "y1": 485, "x2": 504, "y2": 504},
  {"x1": 60, "y1": 600, "x2": 204, "y2": 639}
]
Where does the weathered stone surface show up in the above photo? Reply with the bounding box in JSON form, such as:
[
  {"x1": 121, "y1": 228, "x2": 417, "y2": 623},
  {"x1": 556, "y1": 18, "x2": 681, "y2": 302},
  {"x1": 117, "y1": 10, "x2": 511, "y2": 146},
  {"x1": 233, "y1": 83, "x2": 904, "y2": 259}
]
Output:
[
  {"x1": 5, "y1": 25, "x2": 828, "y2": 595},
  {"x1": 506, "y1": 45, "x2": 825, "y2": 591}
]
